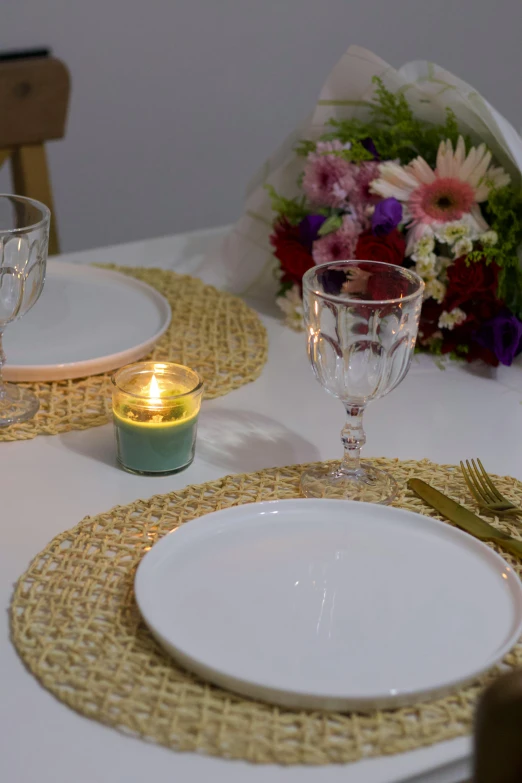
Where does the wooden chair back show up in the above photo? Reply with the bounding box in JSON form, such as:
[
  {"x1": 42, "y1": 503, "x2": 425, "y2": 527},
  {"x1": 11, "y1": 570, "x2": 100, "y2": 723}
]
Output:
[{"x1": 0, "y1": 54, "x2": 70, "y2": 254}]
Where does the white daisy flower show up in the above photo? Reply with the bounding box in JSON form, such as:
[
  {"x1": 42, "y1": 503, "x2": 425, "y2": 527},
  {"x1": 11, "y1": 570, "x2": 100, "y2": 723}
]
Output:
[
  {"x1": 453, "y1": 237, "x2": 474, "y2": 258},
  {"x1": 412, "y1": 233, "x2": 435, "y2": 260},
  {"x1": 435, "y1": 220, "x2": 470, "y2": 246},
  {"x1": 480, "y1": 230, "x2": 498, "y2": 246},
  {"x1": 415, "y1": 253, "x2": 438, "y2": 280},
  {"x1": 425, "y1": 279, "x2": 446, "y2": 304},
  {"x1": 277, "y1": 285, "x2": 305, "y2": 331},
  {"x1": 438, "y1": 308, "x2": 467, "y2": 331}
]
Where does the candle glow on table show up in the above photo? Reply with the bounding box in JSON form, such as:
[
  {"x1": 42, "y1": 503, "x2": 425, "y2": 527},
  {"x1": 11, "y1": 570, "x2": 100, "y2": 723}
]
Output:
[{"x1": 111, "y1": 361, "x2": 203, "y2": 475}]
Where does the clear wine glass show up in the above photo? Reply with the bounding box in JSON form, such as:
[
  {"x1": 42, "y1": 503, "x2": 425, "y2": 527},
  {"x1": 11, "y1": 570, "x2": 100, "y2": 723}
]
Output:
[
  {"x1": 301, "y1": 260, "x2": 424, "y2": 504},
  {"x1": 0, "y1": 195, "x2": 50, "y2": 425}
]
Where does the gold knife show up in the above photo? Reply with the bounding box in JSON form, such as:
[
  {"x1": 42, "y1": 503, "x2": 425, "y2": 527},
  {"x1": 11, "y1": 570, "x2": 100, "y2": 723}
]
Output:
[{"x1": 408, "y1": 478, "x2": 522, "y2": 559}]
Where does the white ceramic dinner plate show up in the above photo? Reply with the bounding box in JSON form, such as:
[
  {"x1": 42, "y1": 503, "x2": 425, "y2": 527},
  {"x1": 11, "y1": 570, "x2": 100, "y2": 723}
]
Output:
[
  {"x1": 3, "y1": 261, "x2": 171, "y2": 381},
  {"x1": 135, "y1": 499, "x2": 522, "y2": 711}
]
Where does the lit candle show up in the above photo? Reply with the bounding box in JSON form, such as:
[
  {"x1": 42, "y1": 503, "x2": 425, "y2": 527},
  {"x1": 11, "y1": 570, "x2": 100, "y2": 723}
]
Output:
[{"x1": 111, "y1": 361, "x2": 203, "y2": 475}]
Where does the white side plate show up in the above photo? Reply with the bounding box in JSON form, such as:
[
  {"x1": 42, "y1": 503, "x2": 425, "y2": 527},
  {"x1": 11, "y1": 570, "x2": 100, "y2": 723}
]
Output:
[
  {"x1": 3, "y1": 261, "x2": 171, "y2": 381},
  {"x1": 135, "y1": 499, "x2": 522, "y2": 712}
]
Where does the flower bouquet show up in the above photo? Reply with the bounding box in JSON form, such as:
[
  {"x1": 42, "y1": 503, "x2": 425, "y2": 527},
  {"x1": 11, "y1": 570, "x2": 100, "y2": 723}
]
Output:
[
  {"x1": 269, "y1": 87, "x2": 522, "y2": 367},
  {"x1": 203, "y1": 47, "x2": 522, "y2": 367}
]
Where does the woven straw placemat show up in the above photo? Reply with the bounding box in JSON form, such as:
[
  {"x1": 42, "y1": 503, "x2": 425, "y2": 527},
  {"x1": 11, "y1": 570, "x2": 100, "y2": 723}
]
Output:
[
  {"x1": 0, "y1": 266, "x2": 268, "y2": 442},
  {"x1": 11, "y1": 458, "x2": 522, "y2": 766}
]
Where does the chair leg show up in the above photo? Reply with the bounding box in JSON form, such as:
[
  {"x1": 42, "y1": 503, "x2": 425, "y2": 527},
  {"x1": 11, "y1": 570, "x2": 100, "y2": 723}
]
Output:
[{"x1": 10, "y1": 144, "x2": 60, "y2": 255}]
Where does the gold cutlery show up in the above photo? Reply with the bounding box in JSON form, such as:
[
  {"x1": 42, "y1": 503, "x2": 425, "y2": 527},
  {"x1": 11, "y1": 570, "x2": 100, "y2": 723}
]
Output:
[
  {"x1": 407, "y1": 478, "x2": 522, "y2": 559},
  {"x1": 460, "y1": 458, "x2": 522, "y2": 517}
]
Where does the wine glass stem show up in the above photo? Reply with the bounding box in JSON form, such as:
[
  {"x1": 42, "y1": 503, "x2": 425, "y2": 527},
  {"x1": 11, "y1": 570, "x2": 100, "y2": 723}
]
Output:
[
  {"x1": 0, "y1": 331, "x2": 6, "y2": 400},
  {"x1": 340, "y1": 405, "x2": 366, "y2": 475}
]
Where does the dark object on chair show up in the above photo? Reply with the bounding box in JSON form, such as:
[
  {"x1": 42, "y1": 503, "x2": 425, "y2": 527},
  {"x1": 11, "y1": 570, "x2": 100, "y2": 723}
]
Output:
[
  {"x1": 0, "y1": 50, "x2": 70, "y2": 254},
  {"x1": 473, "y1": 669, "x2": 522, "y2": 782}
]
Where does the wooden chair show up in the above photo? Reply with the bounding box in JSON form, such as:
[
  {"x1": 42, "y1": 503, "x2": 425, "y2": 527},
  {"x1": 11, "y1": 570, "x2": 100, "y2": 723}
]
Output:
[
  {"x1": 472, "y1": 669, "x2": 522, "y2": 782},
  {"x1": 0, "y1": 53, "x2": 70, "y2": 254}
]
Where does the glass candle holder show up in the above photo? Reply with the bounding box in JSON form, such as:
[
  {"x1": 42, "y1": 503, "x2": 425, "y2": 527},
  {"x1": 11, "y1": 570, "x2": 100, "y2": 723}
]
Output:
[{"x1": 111, "y1": 361, "x2": 203, "y2": 475}]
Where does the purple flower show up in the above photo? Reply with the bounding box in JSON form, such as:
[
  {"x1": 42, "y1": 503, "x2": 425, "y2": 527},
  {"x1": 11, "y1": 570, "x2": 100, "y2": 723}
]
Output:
[
  {"x1": 475, "y1": 310, "x2": 522, "y2": 366},
  {"x1": 372, "y1": 198, "x2": 403, "y2": 237},
  {"x1": 361, "y1": 137, "x2": 380, "y2": 160},
  {"x1": 320, "y1": 268, "x2": 349, "y2": 295},
  {"x1": 298, "y1": 215, "x2": 326, "y2": 251}
]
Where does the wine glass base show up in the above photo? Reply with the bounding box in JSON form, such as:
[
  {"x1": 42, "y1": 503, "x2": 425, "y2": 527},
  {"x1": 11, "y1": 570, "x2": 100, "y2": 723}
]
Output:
[
  {"x1": 300, "y1": 461, "x2": 398, "y2": 505},
  {"x1": 0, "y1": 384, "x2": 40, "y2": 426}
]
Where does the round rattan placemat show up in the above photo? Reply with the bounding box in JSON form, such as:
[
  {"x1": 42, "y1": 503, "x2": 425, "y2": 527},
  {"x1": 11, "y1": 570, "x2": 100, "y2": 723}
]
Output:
[
  {"x1": 0, "y1": 266, "x2": 268, "y2": 442},
  {"x1": 11, "y1": 458, "x2": 522, "y2": 766}
]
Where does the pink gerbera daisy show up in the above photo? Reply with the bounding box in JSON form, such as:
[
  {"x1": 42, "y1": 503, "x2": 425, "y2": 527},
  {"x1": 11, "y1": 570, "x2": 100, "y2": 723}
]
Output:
[
  {"x1": 370, "y1": 136, "x2": 510, "y2": 253},
  {"x1": 312, "y1": 216, "x2": 360, "y2": 264},
  {"x1": 302, "y1": 143, "x2": 356, "y2": 209}
]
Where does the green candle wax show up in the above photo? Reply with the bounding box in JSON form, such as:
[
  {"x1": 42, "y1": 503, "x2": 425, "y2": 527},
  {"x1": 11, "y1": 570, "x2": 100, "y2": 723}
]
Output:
[{"x1": 114, "y1": 410, "x2": 199, "y2": 475}]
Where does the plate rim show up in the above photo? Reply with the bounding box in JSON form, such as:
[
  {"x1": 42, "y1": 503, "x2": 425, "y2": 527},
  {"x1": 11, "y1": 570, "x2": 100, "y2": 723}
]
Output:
[
  {"x1": 3, "y1": 261, "x2": 172, "y2": 381},
  {"x1": 135, "y1": 498, "x2": 522, "y2": 711}
]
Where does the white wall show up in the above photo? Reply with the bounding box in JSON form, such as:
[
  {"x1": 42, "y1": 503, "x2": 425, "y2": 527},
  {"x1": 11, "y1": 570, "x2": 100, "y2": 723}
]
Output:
[{"x1": 4, "y1": 0, "x2": 522, "y2": 252}]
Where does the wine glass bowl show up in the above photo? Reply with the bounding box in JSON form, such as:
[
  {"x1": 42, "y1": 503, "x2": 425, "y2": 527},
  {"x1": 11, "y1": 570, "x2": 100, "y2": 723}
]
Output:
[
  {"x1": 301, "y1": 260, "x2": 424, "y2": 503},
  {"x1": 0, "y1": 195, "x2": 50, "y2": 425}
]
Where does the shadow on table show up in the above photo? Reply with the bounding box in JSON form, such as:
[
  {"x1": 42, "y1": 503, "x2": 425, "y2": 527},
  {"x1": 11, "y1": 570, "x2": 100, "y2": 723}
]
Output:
[
  {"x1": 57, "y1": 409, "x2": 321, "y2": 474},
  {"x1": 242, "y1": 294, "x2": 282, "y2": 320},
  {"x1": 197, "y1": 408, "x2": 320, "y2": 472},
  {"x1": 58, "y1": 425, "x2": 118, "y2": 468}
]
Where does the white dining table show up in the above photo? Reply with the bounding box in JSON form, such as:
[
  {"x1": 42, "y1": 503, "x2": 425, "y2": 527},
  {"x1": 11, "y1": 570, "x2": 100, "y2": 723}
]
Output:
[{"x1": 2, "y1": 225, "x2": 522, "y2": 783}]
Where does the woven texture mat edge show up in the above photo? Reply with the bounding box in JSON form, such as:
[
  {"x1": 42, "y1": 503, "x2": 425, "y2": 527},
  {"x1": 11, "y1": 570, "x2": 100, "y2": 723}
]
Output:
[
  {"x1": 11, "y1": 458, "x2": 522, "y2": 766},
  {"x1": 0, "y1": 266, "x2": 268, "y2": 442}
]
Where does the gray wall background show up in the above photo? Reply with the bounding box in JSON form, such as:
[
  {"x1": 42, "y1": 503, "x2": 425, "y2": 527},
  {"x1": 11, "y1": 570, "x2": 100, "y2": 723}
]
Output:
[{"x1": 3, "y1": 0, "x2": 522, "y2": 252}]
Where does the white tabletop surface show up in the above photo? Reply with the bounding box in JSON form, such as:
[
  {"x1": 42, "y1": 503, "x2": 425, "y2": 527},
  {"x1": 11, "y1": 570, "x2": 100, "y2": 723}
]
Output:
[{"x1": 3, "y1": 225, "x2": 522, "y2": 783}]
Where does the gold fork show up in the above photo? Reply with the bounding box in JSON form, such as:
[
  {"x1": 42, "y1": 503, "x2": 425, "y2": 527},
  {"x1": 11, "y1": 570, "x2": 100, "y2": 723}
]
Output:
[{"x1": 460, "y1": 458, "x2": 522, "y2": 517}]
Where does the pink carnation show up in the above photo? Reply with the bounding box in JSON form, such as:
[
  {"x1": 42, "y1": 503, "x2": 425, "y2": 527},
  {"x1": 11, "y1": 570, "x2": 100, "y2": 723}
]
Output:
[
  {"x1": 312, "y1": 217, "x2": 361, "y2": 264},
  {"x1": 349, "y1": 161, "x2": 381, "y2": 227},
  {"x1": 353, "y1": 161, "x2": 381, "y2": 203},
  {"x1": 314, "y1": 140, "x2": 350, "y2": 155},
  {"x1": 302, "y1": 148, "x2": 355, "y2": 209}
]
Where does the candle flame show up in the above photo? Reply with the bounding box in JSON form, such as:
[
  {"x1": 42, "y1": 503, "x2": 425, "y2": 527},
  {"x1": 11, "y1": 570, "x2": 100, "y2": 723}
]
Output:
[{"x1": 149, "y1": 374, "x2": 161, "y2": 399}]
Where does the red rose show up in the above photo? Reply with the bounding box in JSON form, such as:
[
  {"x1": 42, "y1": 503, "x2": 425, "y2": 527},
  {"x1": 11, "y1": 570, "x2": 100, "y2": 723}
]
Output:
[
  {"x1": 418, "y1": 299, "x2": 444, "y2": 344},
  {"x1": 444, "y1": 256, "x2": 499, "y2": 310},
  {"x1": 354, "y1": 229, "x2": 407, "y2": 300},
  {"x1": 270, "y1": 219, "x2": 314, "y2": 286},
  {"x1": 355, "y1": 228, "x2": 406, "y2": 267},
  {"x1": 467, "y1": 342, "x2": 499, "y2": 365}
]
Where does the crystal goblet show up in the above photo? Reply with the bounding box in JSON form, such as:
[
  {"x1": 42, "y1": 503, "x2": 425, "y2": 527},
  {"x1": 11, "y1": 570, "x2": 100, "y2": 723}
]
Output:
[
  {"x1": 0, "y1": 195, "x2": 50, "y2": 425},
  {"x1": 301, "y1": 260, "x2": 424, "y2": 504}
]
